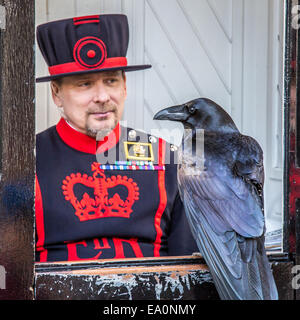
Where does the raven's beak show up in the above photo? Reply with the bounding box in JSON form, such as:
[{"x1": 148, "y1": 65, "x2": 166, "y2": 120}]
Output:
[{"x1": 153, "y1": 104, "x2": 188, "y2": 122}]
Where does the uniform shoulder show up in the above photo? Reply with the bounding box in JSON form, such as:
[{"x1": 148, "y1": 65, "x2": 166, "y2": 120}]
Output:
[
  {"x1": 36, "y1": 125, "x2": 57, "y2": 147},
  {"x1": 36, "y1": 125, "x2": 56, "y2": 138}
]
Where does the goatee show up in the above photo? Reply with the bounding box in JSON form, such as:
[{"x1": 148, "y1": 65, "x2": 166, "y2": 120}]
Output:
[{"x1": 86, "y1": 122, "x2": 117, "y2": 140}]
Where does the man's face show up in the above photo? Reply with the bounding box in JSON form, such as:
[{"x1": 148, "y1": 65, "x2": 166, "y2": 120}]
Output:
[{"x1": 51, "y1": 70, "x2": 127, "y2": 137}]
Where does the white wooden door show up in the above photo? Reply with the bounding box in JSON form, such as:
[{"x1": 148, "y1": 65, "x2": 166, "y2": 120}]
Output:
[{"x1": 35, "y1": 0, "x2": 284, "y2": 234}]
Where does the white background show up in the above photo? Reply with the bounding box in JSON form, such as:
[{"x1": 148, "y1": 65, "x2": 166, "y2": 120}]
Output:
[{"x1": 35, "y1": 0, "x2": 284, "y2": 233}]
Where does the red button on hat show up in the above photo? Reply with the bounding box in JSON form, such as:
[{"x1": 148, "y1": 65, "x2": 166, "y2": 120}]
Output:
[{"x1": 87, "y1": 50, "x2": 96, "y2": 58}]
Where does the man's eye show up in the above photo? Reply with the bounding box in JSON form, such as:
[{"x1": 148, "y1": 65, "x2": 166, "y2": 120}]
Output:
[
  {"x1": 105, "y1": 78, "x2": 118, "y2": 84},
  {"x1": 78, "y1": 82, "x2": 91, "y2": 87}
]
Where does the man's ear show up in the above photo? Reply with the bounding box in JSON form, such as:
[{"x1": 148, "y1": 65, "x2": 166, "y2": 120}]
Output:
[
  {"x1": 50, "y1": 81, "x2": 63, "y2": 107},
  {"x1": 123, "y1": 72, "x2": 127, "y2": 98}
]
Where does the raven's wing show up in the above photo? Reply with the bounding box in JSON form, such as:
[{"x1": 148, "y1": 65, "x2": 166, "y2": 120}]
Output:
[{"x1": 178, "y1": 135, "x2": 278, "y2": 300}]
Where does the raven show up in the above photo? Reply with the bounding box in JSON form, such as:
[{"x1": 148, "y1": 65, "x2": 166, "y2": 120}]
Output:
[{"x1": 153, "y1": 98, "x2": 278, "y2": 300}]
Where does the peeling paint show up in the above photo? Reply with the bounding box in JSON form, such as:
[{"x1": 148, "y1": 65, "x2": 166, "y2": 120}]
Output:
[{"x1": 35, "y1": 268, "x2": 217, "y2": 300}]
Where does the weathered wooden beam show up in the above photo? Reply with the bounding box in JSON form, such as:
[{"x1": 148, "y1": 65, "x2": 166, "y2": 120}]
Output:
[
  {"x1": 35, "y1": 256, "x2": 220, "y2": 300},
  {"x1": 270, "y1": 261, "x2": 295, "y2": 300},
  {"x1": 0, "y1": 0, "x2": 35, "y2": 300},
  {"x1": 34, "y1": 255, "x2": 295, "y2": 300}
]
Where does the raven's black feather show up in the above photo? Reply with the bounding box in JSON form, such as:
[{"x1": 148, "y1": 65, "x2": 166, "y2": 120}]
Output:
[{"x1": 154, "y1": 98, "x2": 278, "y2": 300}]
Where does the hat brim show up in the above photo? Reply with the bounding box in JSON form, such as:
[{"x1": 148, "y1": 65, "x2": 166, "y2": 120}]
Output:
[{"x1": 36, "y1": 64, "x2": 152, "y2": 83}]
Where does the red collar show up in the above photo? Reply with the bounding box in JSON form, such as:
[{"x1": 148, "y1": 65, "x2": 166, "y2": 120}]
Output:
[{"x1": 56, "y1": 118, "x2": 120, "y2": 154}]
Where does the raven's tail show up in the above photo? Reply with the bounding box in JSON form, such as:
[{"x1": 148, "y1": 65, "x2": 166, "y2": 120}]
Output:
[
  {"x1": 231, "y1": 236, "x2": 278, "y2": 300},
  {"x1": 253, "y1": 237, "x2": 278, "y2": 300}
]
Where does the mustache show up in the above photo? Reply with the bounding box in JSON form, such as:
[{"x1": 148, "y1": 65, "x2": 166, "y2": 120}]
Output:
[{"x1": 87, "y1": 104, "x2": 117, "y2": 114}]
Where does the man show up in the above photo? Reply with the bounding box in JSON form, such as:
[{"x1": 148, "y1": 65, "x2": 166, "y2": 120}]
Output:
[{"x1": 35, "y1": 14, "x2": 198, "y2": 262}]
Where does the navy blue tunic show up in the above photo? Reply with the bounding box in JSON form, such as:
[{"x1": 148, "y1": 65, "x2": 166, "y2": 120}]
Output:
[{"x1": 35, "y1": 118, "x2": 198, "y2": 262}]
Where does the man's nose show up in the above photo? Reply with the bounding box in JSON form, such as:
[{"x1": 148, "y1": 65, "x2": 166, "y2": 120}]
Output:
[{"x1": 93, "y1": 83, "x2": 110, "y2": 103}]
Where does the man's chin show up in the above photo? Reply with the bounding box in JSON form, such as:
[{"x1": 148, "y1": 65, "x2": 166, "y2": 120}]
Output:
[{"x1": 86, "y1": 120, "x2": 118, "y2": 139}]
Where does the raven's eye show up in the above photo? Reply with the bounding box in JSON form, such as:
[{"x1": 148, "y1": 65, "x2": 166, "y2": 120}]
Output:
[{"x1": 188, "y1": 106, "x2": 196, "y2": 114}]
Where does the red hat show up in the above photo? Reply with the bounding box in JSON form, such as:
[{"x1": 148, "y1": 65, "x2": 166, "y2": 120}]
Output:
[{"x1": 36, "y1": 14, "x2": 151, "y2": 82}]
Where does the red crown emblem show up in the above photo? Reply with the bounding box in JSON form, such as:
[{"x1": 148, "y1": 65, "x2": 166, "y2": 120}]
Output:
[{"x1": 62, "y1": 162, "x2": 139, "y2": 221}]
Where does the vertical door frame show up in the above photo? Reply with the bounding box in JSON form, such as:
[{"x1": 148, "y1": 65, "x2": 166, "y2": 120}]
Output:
[{"x1": 0, "y1": 0, "x2": 35, "y2": 300}]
